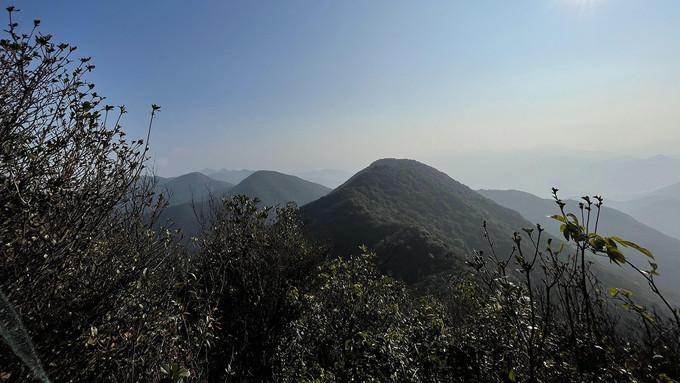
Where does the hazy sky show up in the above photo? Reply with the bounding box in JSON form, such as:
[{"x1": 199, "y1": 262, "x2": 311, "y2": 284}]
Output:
[{"x1": 12, "y1": 0, "x2": 680, "y2": 175}]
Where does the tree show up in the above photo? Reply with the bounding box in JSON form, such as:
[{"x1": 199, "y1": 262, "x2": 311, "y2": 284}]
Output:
[
  {"x1": 188, "y1": 196, "x2": 323, "y2": 381},
  {"x1": 0, "y1": 7, "x2": 190, "y2": 381},
  {"x1": 275, "y1": 250, "x2": 454, "y2": 382}
]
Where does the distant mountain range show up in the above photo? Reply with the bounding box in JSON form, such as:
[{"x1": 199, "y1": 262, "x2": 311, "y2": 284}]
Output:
[
  {"x1": 229, "y1": 170, "x2": 331, "y2": 206},
  {"x1": 608, "y1": 182, "x2": 680, "y2": 241},
  {"x1": 156, "y1": 170, "x2": 330, "y2": 236},
  {"x1": 154, "y1": 172, "x2": 234, "y2": 206},
  {"x1": 150, "y1": 159, "x2": 677, "y2": 301},
  {"x1": 200, "y1": 168, "x2": 352, "y2": 189},
  {"x1": 201, "y1": 168, "x2": 255, "y2": 184},
  {"x1": 651, "y1": 182, "x2": 680, "y2": 197},
  {"x1": 479, "y1": 189, "x2": 680, "y2": 295}
]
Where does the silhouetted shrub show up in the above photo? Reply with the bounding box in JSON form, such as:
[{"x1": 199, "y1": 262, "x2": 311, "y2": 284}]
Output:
[{"x1": 0, "y1": 7, "x2": 189, "y2": 382}]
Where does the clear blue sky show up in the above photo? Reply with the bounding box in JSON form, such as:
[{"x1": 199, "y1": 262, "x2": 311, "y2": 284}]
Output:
[{"x1": 10, "y1": 0, "x2": 680, "y2": 175}]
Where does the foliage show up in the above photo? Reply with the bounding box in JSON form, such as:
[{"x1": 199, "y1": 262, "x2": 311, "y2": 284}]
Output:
[
  {"x1": 478, "y1": 188, "x2": 680, "y2": 298},
  {"x1": 276, "y1": 250, "x2": 453, "y2": 382},
  {"x1": 456, "y1": 189, "x2": 680, "y2": 382},
  {"x1": 187, "y1": 196, "x2": 323, "y2": 381},
  {"x1": 0, "y1": 8, "x2": 191, "y2": 381}
]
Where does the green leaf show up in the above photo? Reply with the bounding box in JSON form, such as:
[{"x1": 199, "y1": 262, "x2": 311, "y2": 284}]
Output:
[
  {"x1": 549, "y1": 215, "x2": 567, "y2": 224},
  {"x1": 589, "y1": 234, "x2": 606, "y2": 250},
  {"x1": 610, "y1": 236, "x2": 654, "y2": 259},
  {"x1": 508, "y1": 368, "x2": 517, "y2": 382},
  {"x1": 606, "y1": 245, "x2": 626, "y2": 265},
  {"x1": 604, "y1": 237, "x2": 618, "y2": 248},
  {"x1": 642, "y1": 311, "x2": 656, "y2": 323},
  {"x1": 609, "y1": 287, "x2": 633, "y2": 298},
  {"x1": 566, "y1": 213, "x2": 580, "y2": 226}
]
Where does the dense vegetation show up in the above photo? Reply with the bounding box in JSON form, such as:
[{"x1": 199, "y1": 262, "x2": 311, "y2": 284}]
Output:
[{"x1": 2, "y1": 9, "x2": 680, "y2": 382}]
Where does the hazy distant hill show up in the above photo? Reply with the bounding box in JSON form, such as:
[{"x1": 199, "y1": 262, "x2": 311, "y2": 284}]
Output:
[
  {"x1": 650, "y1": 181, "x2": 680, "y2": 198},
  {"x1": 158, "y1": 170, "x2": 330, "y2": 236},
  {"x1": 479, "y1": 189, "x2": 680, "y2": 294},
  {"x1": 149, "y1": 175, "x2": 171, "y2": 184},
  {"x1": 301, "y1": 158, "x2": 532, "y2": 282},
  {"x1": 202, "y1": 168, "x2": 255, "y2": 184},
  {"x1": 155, "y1": 172, "x2": 233, "y2": 206},
  {"x1": 295, "y1": 169, "x2": 352, "y2": 189},
  {"x1": 608, "y1": 181, "x2": 680, "y2": 240},
  {"x1": 229, "y1": 170, "x2": 331, "y2": 206}
]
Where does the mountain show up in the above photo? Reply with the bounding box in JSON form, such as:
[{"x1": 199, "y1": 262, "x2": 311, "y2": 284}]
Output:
[
  {"x1": 155, "y1": 172, "x2": 233, "y2": 206},
  {"x1": 479, "y1": 189, "x2": 680, "y2": 295},
  {"x1": 202, "y1": 168, "x2": 255, "y2": 184},
  {"x1": 649, "y1": 181, "x2": 680, "y2": 198},
  {"x1": 148, "y1": 175, "x2": 171, "y2": 184},
  {"x1": 608, "y1": 182, "x2": 680, "y2": 240},
  {"x1": 229, "y1": 170, "x2": 331, "y2": 206},
  {"x1": 301, "y1": 159, "x2": 534, "y2": 283},
  {"x1": 295, "y1": 169, "x2": 353, "y2": 189},
  {"x1": 158, "y1": 170, "x2": 331, "y2": 237}
]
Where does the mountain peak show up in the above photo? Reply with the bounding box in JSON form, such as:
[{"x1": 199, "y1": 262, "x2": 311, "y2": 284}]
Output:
[
  {"x1": 302, "y1": 159, "x2": 529, "y2": 282},
  {"x1": 368, "y1": 158, "x2": 423, "y2": 167},
  {"x1": 364, "y1": 158, "x2": 442, "y2": 174},
  {"x1": 230, "y1": 170, "x2": 330, "y2": 206},
  {"x1": 173, "y1": 171, "x2": 213, "y2": 181},
  {"x1": 245, "y1": 170, "x2": 294, "y2": 179},
  {"x1": 156, "y1": 172, "x2": 233, "y2": 206}
]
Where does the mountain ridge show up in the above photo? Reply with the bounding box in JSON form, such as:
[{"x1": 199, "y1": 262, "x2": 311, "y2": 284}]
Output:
[
  {"x1": 158, "y1": 170, "x2": 331, "y2": 236},
  {"x1": 230, "y1": 170, "x2": 330, "y2": 206},
  {"x1": 301, "y1": 158, "x2": 533, "y2": 282},
  {"x1": 155, "y1": 172, "x2": 234, "y2": 206}
]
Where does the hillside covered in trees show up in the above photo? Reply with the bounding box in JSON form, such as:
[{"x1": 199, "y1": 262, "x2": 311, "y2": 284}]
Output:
[{"x1": 301, "y1": 158, "x2": 535, "y2": 282}]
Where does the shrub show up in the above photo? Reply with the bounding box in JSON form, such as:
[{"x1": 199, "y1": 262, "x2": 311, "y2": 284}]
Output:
[
  {"x1": 0, "y1": 7, "x2": 190, "y2": 381},
  {"x1": 275, "y1": 250, "x2": 454, "y2": 382}
]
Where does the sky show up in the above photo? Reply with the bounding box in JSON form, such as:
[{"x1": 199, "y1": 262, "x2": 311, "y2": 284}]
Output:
[{"x1": 9, "y1": 0, "x2": 680, "y2": 176}]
